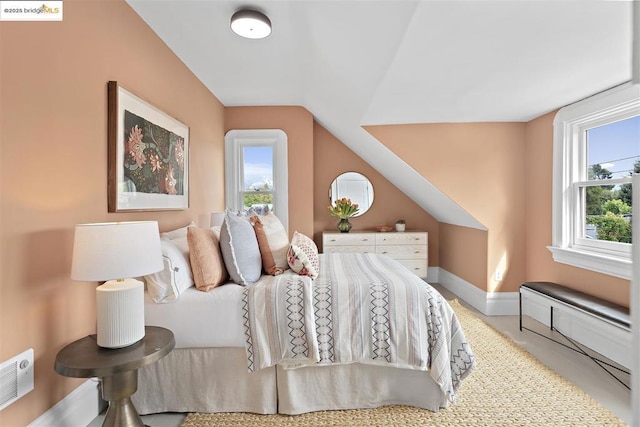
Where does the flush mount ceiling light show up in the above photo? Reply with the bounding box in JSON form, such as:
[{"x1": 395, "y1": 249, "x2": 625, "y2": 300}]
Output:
[{"x1": 231, "y1": 9, "x2": 271, "y2": 39}]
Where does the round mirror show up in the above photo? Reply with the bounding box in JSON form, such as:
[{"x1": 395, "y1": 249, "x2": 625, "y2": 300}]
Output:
[{"x1": 329, "y1": 172, "x2": 374, "y2": 217}]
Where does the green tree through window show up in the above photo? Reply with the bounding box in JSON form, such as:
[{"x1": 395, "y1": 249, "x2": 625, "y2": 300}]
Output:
[{"x1": 585, "y1": 167, "x2": 633, "y2": 243}]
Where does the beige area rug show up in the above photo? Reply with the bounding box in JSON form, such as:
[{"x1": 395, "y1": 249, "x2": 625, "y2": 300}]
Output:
[{"x1": 181, "y1": 300, "x2": 625, "y2": 427}]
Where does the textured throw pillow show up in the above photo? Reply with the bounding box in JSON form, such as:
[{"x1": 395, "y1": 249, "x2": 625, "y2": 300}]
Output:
[
  {"x1": 160, "y1": 221, "x2": 197, "y2": 240},
  {"x1": 250, "y1": 212, "x2": 290, "y2": 275},
  {"x1": 287, "y1": 231, "x2": 320, "y2": 279},
  {"x1": 144, "y1": 238, "x2": 194, "y2": 303},
  {"x1": 187, "y1": 227, "x2": 228, "y2": 291},
  {"x1": 219, "y1": 210, "x2": 262, "y2": 285}
]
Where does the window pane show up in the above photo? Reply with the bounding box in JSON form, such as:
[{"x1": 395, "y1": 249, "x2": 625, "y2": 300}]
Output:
[
  {"x1": 242, "y1": 146, "x2": 274, "y2": 215},
  {"x1": 243, "y1": 146, "x2": 273, "y2": 191},
  {"x1": 582, "y1": 184, "x2": 632, "y2": 244},
  {"x1": 583, "y1": 115, "x2": 638, "y2": 244},
  {"x1": 586, "y1": 115, "x2": 640, "y2": 181}
]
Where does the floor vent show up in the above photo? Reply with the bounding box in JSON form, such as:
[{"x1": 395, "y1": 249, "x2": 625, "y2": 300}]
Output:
[{"x1": 0, "y1": 349, "x2": 34, "y2": 411}]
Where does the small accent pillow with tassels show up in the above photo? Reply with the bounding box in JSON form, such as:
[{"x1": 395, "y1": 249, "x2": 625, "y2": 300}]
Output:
[{"x1": 287, "y1": 231, "x2": 319, "y2": 279}]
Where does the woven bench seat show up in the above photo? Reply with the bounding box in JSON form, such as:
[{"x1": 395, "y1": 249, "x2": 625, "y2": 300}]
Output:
[{"x1": 520, "y1": 282, "x2": 630, "y2": 329}]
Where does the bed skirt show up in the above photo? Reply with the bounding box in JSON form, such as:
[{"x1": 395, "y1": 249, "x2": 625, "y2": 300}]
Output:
[
  {"x1": 132, "y1": 348, "x2": 449, "y2": 415},
  {"x1": 132, "y1": 348, "x2": 277, "y2": 415},
  {"x1": 277, "y1": 363, "x2": 449, "y2": 414}
]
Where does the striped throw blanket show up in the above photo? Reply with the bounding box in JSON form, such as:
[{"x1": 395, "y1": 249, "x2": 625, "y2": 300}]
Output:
[{"x1": 242, "y1": 252, "x2": 475, "y2": 403}]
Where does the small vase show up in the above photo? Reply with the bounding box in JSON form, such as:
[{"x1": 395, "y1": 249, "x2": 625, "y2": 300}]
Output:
[{"x1": 337, "y1": 218, "x2": 352, "y2": 233}]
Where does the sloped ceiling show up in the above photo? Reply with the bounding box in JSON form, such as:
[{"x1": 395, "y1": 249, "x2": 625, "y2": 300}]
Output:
[{"x1": 126, "y1": 0, "x2": 633, "y2": 229}]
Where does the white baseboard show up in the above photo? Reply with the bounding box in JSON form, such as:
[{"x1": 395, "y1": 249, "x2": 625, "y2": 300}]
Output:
[
  {"x1": 29, "y1": 379, "x2": 103, "y2": 427},
  {"x1": 520, "y1": 288, "x2": 632, "y2": 369},
  {"x1": 485, "y1": 291, "x2": 520, "y2": 316},
  {"x1": 426, "y1": 266, "x2": 439, "y2": 283},
  {"x1": 435, "y1": 268, "x2": 519, "y2": 316}
]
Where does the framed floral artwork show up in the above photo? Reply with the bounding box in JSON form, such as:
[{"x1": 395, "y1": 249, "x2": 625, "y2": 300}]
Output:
[{"x1": 107, "y1": 81, "x2": 189, "y2": 212}]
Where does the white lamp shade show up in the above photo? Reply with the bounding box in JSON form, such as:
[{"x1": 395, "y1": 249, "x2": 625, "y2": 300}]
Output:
[{"x1": 71, "y1": 221, "x2": 163, "y2": 281}]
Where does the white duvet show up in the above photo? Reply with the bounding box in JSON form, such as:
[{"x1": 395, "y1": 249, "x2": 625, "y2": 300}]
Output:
[
  {"x1": 144, "y1": 282, "x2": 247, "y2": 348},
  {"x1": 243, "y1": 252, "x2": 476, "y2": 403}
]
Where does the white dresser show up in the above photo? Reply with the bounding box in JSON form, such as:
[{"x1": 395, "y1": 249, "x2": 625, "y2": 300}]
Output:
[{"x1": 322, "y1": 231, "x2": 428, "y2": 279}]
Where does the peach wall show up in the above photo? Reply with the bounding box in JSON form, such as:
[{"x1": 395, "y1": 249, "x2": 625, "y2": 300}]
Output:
[
  {"x1": 313, "y1": 123, "x2": 440, "y2": 264},
  {"x1": 366, "y1": 123, "x2": 527, "y2": 293},
  {"x1": 225, "y1": 107, "x2": 314, "y2": 237},
  {"x1": 525, "y1": 112, "x2": 630, "y2": 307},
  {"x1": 0, "y1": 1, "x2": 225, "y2": 425},
  {"x1": 440, "y1": 224, "x2": 488, "y2": 288}
]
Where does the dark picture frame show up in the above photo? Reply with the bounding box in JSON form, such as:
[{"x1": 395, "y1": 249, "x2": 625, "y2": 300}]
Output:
[{"x1": 107, "y1": 81, "x2": 189, "y2": 212}]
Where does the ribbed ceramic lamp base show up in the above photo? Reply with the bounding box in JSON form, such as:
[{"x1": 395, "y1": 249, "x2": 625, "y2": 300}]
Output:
[{"x1": 96, "y1": 279, "x2": 145, "y2": 348}]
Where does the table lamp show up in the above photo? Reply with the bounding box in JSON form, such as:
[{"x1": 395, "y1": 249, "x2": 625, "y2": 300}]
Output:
[{"x1": 71, "y1": 221, "x2": 163, "y2": 348}]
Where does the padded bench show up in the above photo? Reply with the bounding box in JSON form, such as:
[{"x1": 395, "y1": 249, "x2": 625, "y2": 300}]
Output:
[
  {"x1": 519, "y1": 281, "x2": 630, "y2": 389},
  {"x1": 519, "y1": 281, "x2": 630, "y2": 330}
]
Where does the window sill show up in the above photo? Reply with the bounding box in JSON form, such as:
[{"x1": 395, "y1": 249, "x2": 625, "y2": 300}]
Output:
[{"x1": 547, "y1": 246, "x2": 632, "y2": 280}]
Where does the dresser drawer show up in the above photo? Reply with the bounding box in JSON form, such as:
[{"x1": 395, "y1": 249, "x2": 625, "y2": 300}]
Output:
[
  {"x1": 323, "y1": 233, "x2": 376, "y2": 247},
  {"x1": 376, "y1": 244, "x2": 427, "y2": 259},
  {"x1": 396, "y1": 259, "x2": 427, "y2": 278},
  {"x1": 376, "y1": 232, "x2": 427, "y2": 246},
  {"x1": 322, "y1": 231, "x2": 428, "y2": 279},
  {"x1": 324, "y1": 245, "x2": 374, "y2": 254}
]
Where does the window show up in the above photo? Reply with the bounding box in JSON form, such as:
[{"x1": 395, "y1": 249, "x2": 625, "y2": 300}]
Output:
[
  {"x1": 550, "y1": 84, "x2": 640, "y2": 279},
  {"x1": 224, "y1": 129, "x2": 288, "y2": 230}
]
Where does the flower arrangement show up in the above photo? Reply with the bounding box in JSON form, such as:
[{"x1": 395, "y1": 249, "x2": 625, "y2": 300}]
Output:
[{"x1": 328, "y1": 198, "x2": 360, "y2": 219}]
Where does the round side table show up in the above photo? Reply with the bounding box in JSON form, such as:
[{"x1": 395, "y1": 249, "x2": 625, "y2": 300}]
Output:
[{"x1": 55, "y1": 326, "x2": 175, "y2": 427}]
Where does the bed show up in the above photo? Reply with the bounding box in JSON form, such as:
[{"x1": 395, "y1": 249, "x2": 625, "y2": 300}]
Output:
[{"x1": 132, "y1": 249, "x2": 475, "y2": 415}]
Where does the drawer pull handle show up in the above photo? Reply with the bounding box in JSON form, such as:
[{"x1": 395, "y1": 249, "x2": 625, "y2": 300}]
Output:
[
  {"x1": 382, "y1": 251, "x2": 387, "y2": 254},
  {"x1": 414, "y1": 250, "x2": 419, "y2": 254},
  {"x1": 330, "y1": 239, "x2": 336, "y2": 242}
]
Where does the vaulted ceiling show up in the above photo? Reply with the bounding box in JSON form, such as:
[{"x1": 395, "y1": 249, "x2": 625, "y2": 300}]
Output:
[{"x1": 127, "y1": 0, "x2": 633, "y2": 229}]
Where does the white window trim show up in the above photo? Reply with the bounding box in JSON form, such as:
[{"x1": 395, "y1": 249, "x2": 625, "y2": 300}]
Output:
[
  {"x1": 224, "y1": 129, "x2": 288, "y2": 231},
  {"x1": 549, "y1": 83, "x2": 639, "y2": 280}
]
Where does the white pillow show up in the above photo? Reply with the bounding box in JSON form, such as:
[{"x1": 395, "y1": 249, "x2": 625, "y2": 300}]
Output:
[
  {"x1": 171, "y1": 235, "x2": 190, "y2": 258},
  {"x1": 144, "y1": 238, "x2": 194, "y2": 303},
  {"x1": 160, "y1": 221, "x2": 197, "y2": 240},
  {"x1": 219, "y1": 210, "x2": 262, "y2": 285}
]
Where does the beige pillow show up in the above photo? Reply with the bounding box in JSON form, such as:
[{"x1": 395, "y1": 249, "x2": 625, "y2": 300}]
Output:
[
  {"x1": 187, "y1": 227, "x2": 228, "y2": 291},
  {"x1": 250, "y1": 212, "x2": 290, "y2": 275},
  {"x1": 160, "y1": 221, "x2": 197, "y2": 240}
]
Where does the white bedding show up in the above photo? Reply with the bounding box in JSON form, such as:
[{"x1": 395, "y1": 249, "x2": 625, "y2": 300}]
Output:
[
  {"x1": 144, "y1": 269, "x2": 309, "y2": 348},
  {"x1": 133, "y1": 347, "x2": 448, "y2": 415},
  {"x1": 137, "y1": 252, "x2": 473, "y2": 415},
  {"x1": 144, "y1": 282, "x2": 247, "y2": 348},
  {"x1": 244, "y1": 253, "x2": 475, "y2": 404}
]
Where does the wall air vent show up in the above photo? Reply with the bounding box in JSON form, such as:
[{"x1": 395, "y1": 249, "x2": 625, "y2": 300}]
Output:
[{"x1": 0, "y1": 349, "x2": 34, "y2": 410}]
